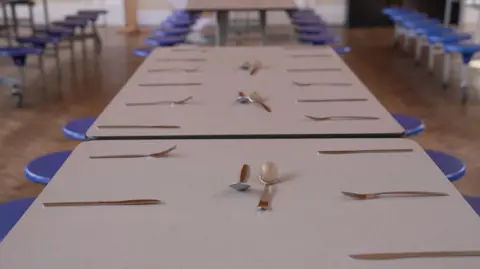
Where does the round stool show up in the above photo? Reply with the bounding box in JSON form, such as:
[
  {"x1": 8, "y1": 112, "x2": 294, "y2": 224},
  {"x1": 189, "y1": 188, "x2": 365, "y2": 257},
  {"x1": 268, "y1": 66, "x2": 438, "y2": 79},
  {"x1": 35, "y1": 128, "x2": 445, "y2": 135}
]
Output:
[
  {"x1": 332, "y1": 45, "x2": 351, "y2": 55},
  {"x1": 133, "y1": 47, "x2": 154, "y2": 58},
  {"x1": 24, "y1": 151, "x2": 72, "y2": 185},
  {"x1": 145, "y1": 35, "x2": 185, "y2": 47},
  {"x1": 425, "y1": 150, "x2": 466, "y2": 182},
  {"x1": 0, "y1": 197, "x2": 35, "y2": 242},
  {"x1": 464, "y1": 196, "x2": 480, "y2": 216},
  {"x1": 392, "y1": 114, "x2": 425, "y2": 136},
  {"x1": 62, "y1": 116, "x2": 96, "y2": 140}
]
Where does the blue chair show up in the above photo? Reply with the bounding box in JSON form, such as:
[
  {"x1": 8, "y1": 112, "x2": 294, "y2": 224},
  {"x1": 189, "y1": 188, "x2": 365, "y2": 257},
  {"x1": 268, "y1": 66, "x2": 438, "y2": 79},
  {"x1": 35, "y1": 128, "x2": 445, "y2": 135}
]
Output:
[
  {"x1": 0, "y1": 197, "x2": 35, "y2": 242},
  {"x1": 426, "y1": 32, "x2": 471, "y2": 81},
  {"x1": 145, "y1": 35, "x2": 185, "y2": 47},
  {"x1": 153, "y1": 27, "x2": 190, "y2": 37},
  {"x1": 413, "y1": 25, "x2": 453, "y2": 63},
  {"x1": 25, "y1": 151, "x2": 72, "y2": 185},
  {"x1": 425, "y1": 150, "x2": 466, "y2": 182},
  {"x1": 0, "y1": 46, "x2": 44, "y2": 107},
  {"x1": 392, "y1": 114, "x2": 425, "y2": 136},
  {"x1": 464, "y1": 196, "x2": 480, "y2": 216},
  {"x1": 332, "y1": 45, "x2": 351, "y2": 55},
  {"x1": 62, "y1": 117, "x2": 96, "y2": 140},
  {"x1": 133, "y1": 47, "x2": 154, "y2": 58},
  {"x1": 17, "y1": 35, "x2": 63, "y2": 76},
  {"x1": 443, "y1": 43, "x2": 480, "y2": 103},
  {"x1": 291, "y1": 17, "x2": 325, "y2": 27},
  {"x1": 295, "y1": 25, "x2": 328, "y2": 35},
  {"x1": 298, "y1": 32, "x2": 339, "y2": 45}
]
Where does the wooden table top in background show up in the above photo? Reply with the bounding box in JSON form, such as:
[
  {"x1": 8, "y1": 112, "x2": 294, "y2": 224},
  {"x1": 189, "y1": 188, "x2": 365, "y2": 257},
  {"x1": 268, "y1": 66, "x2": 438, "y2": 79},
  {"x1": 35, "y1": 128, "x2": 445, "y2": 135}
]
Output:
[
  {"x1": 186, "y1": 0, "x2": 297, "y2": 11},
  {"x1": 86, "y1": 46, "x2": 404, "y2": 139},
  {"x1": 1, "y1": 139, "x2": 479, "y2": 269}
]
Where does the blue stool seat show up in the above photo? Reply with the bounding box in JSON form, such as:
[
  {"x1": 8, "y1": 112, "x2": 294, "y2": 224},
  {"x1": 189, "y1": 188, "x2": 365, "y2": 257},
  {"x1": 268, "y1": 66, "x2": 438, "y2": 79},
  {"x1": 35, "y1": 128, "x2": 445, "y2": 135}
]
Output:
[
  {"x1": 78, "y1": 9, "x2": 108, "y2": 15},
  {"x1": 391, "y1": 13, "x2": 425, "y2": 23},
  {"x1": 153, "y1": 27, "x2": 190, "y2": 37},
  {"x1": 25, "y1": 150, "x2": 71, "y2": 185},
  {"x1": 145, "y1": 35, "x2": 185, "y2": 46},
  {"x1": 34, "y1": 26, "x2": 73, "y2": 37},
  {"x1": 392, "y1": 114, "x2": 425, "y2": 136},
  {"x1": 414, "y1": 25, "x2": 453, "y2": 36},
  {"x1": 295, "y1": 25, "x2": 328, "y2": 34},
  {"x1": 0, "y1": 197, "x2": 35, "y2": 242},
  {"x1": 291, "y1": 17, "x2": 325, "y2": 26},
  {"x1": 298, "y1": 33, "x2": 339, "y2": 45},
  {"x1": 69, "y1": 14, "x2": 98, "y2": 22},
  {"x1": 161, "y1": 19, "x2": 193, "y2": 29},
  {"x1": 62, "y1": 116, "x2": 96, "y2": 140},
  {"x1": 52, "y1": 20, "x2": 88, "y2": 29},
  {"x1": 427, "y1": 32, "x2": 471, "y2": 44},
  {"x1": 403, "y1": 18, "x2": 440, "y2": 29},
  {"x1": 332, "y1": 45, "x2": 351, "y2": 55},
  {"x1": 382, "y1": 8, "x2": 414, "y2": 16},
  {"x1": 444, "y1": 43, "x2": 480, "y2": 63},
  {"x1": 464, "y1": 196, "x2": 480, "y2": 216},
  {"x1": 17, "y1": 35, "x2": 61, "y2": 49},
  {"x1": 425, "y1": 150, "x2": 466, "y2": 182},
  {"x1": 0, "y1": 46, "x2": 43, "y2": 66},
  {"x1": 133, "y1": 47, "x2": 154, "y2": 57}
]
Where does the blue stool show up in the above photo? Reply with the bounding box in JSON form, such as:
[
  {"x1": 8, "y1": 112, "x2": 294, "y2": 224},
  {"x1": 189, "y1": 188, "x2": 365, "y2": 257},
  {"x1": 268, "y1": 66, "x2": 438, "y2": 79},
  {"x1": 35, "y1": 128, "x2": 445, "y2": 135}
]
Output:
[
  {"x1": 291, "y1": 17, "x2": 325, "y2": 27},
  {"x1": 0, "y1": 46, "x2": 44, "y2": 107},
  {"x1": 295, "y1": 25, "x2": 328, "y2": 35},
  {"x1": 413, "y1": 25, "x2": 453, "y2": 63},
  {"x1": 62, "y1": 117, "x2": 96, "y2": 140},
  {"x1": 332, "y1": 45, "x2": 351, "y2": 55},
  {"x1": 78, "y1": 9, "x2": 108, "y2": 15},
  {"x1": 17, "y1": 35, "x2": 63, "y2": 77},
  {"x1": 443, "y1": 43, "x2": 480, "y2": 103},
  {"x1": 425, "y1": 150, "x2": 466, "y2": 182},
  {"x1": 392, "y1": 114, "x2": 425, "y2": 136},
  {"x1": 25, "y1": 150, "x2": 72, "y2": 185},
  {"x1": 298, "y1": 33, "x2": 339, "y2": 45},
  {"x1": 153, "y1": 27, "x2": 190, "y2": 37},
  {"x1": 145, "y1": 35, "x2": 185, "y2": 47},
  {"x1": 0, "y1": 197, "x2": 35, "y2": 242},
  {"x1": 133, "y1": 47, "x2": 154, "y2": 58},
  {"x1": 464, "y1": 196, "x2": 480, "y2": 216},
  {"x1": 426, "y1": 32, "x2": 471, "y2": 80}
]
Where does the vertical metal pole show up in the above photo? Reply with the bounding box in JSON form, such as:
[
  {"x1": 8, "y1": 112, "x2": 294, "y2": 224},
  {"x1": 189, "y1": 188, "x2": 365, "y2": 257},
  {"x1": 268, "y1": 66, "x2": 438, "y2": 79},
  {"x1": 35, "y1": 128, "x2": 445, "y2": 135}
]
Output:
[
  {"x1": 1, "y1": 2, "x2": 12, "y2": 46},
  {"x1": 259, "y1": 10, "x2": 267, "y2": 46},
  {"x1": 42, "y1": 0, "x2": 50, "y2": 28},
  {"x1": 444, "y1": 0, "x2": 452, "y2": 27}
]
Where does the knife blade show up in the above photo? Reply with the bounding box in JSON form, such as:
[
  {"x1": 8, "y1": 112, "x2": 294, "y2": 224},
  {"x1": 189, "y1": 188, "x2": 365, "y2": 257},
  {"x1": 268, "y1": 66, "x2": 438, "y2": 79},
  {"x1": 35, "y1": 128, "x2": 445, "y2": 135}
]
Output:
[{"x1": 350, "y1": 250, "x2": 480, "y2": 260}]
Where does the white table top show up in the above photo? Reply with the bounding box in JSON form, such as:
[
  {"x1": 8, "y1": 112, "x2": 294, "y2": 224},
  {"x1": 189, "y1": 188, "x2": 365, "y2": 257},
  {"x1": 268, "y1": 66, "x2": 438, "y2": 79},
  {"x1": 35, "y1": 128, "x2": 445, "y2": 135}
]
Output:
[
  {"x1": 186, "y1": 0, "x2": 297, "y2": 11},
  {"x1": 87, "y1": 47, "x2": 404, "y2": 139},
  {"x1": 1, "y1": 138, "x2": 480, "y2": 269}
]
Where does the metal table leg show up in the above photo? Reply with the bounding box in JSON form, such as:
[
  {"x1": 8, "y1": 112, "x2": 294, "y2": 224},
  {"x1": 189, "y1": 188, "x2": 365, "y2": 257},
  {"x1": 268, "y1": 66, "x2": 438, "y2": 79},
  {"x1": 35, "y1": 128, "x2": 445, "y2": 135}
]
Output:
[
  {"x1": 215, "y1": 11, "x2": 229, "y2": 46},
  {"x1": 259, "y1": 10, "x2": 267, "y2": 46}
]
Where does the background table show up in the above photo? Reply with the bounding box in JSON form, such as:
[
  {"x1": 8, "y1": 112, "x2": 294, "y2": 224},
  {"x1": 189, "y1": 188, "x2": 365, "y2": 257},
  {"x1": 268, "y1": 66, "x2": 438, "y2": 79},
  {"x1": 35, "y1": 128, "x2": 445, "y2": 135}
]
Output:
[
  {"x1": 185, "y1": 0, "x2": 297, "y2": 45},
  {"x1": 87, "y1": 47, "x2": 404, "y2": 139},
  {"x1": 1, "y1": 138, "x2": 480, "y2": 269}
]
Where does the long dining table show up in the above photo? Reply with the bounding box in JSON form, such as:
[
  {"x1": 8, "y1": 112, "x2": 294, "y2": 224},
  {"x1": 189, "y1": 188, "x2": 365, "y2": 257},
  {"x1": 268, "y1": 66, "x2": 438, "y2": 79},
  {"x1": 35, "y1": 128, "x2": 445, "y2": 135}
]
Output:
[
  {"x1": 86, "y1": 46, "x2": 405, "y2": 140},
  {"x1": 1, "y1": 138, "x2": 480, "y2": 269},
  {"x1": 185, "y1": 0, "x2": 298, "y2": 46}
]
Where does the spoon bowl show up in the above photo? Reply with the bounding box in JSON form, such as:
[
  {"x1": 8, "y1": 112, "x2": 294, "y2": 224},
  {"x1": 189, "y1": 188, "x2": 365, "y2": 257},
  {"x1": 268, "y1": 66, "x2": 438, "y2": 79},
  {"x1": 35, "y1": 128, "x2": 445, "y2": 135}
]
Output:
[{"x1": 259, "y1": 162, "x2": 279, "y2": 185}]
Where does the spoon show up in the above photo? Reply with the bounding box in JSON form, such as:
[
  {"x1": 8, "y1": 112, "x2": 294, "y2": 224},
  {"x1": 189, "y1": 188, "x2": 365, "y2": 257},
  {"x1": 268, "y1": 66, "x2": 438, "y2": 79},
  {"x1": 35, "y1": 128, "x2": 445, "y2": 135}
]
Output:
[
  {"x1": 125, "y1": 96, "x2": 193, "y2": 106},
  {"x1": 248, "y1": 92, "x2": 272, "y2": 112},
  {"x1": 258, "y1": 162, "x2": 279, "y2": 210},
  {"x1": 89, "y1": 145, "x2": 177, "y2": 159},
  {"x1": 229, "y1": 164, "x2": 251, "y2": 191},
  {"x1": 341, "y1": 191, "x2": 449, "y2": 200}
]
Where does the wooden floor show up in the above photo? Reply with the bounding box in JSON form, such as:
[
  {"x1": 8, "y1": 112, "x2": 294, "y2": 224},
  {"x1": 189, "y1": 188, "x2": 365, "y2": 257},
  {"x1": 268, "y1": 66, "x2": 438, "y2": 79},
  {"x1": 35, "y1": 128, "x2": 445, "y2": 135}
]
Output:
[{"x1": 1, "y1": 27, "x2": 479, "y2": 203}]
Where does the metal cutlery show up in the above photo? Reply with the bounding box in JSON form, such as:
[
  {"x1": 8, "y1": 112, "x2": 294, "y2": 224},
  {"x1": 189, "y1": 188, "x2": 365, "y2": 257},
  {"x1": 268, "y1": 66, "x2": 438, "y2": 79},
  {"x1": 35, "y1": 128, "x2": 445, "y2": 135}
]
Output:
[
  {"x1": 341, "y1": 191, "x2": 449, "y2": 200},
  {"x1": 229, "y1": 164, "x2": 251, "y2": 191},
  {"x1": 318, "y1": 149, "x2": 413, "y2": 154},
  {"x1": 43, "y1": 199, "x2": 162, "y2": 207},
  {"x1": 238, "y1": 92, "x2": 271, "y2": 113},
  {"x1": 305, "y1": 115, "x2": 379, "y2": 121},
  {"x1": 293, "y1": 81, "x2": 352, "y2": 87},
  {"x1": 249, "y1": 61, "x2": 262, "y2": 75},
  {"x1": 138, "y1": 82, "x2": 202, "y2": 87},
  {"x1": 96, "y1": 125, "x2": 180, "y2": 129},
  {"x1": 297, "y1": 98, "x2": 367, "y2": 103},
  {"x1": 349, "y1": 250, "x2": 480, "y2": 260},
  {"x1": 147, "y1": 68, "x2": 199, "y2": 73},
  {"x1": 258, "y1": 162, "x2": 279, "y2": 210},
  {"x1": 287, "y1": 68, "x2": 341, "y2": 72},
  {"x1": 125, "y1": 96, "x2": 193, "y2": 106},
  {"x1": 289, "y1": 54, "x2": 332, "y2": 58},
  {"x1": 89, "y1": 145, "x2": 177, "y2": 159}
]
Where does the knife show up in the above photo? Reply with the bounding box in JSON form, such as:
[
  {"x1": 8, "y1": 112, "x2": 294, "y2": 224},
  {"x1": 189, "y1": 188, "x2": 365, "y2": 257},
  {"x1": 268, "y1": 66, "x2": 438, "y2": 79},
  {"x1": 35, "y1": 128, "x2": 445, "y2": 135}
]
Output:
[{"x1": 350, "y1": 250, "x2": 480, "y2": 260}]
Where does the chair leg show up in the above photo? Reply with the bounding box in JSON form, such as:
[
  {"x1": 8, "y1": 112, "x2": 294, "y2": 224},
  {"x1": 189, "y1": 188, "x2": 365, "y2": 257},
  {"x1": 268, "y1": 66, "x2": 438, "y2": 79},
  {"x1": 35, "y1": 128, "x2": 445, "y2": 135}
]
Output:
[
  {"x1": 427, "y1": 45, "x2": 435, "y2": 73},
  {"x1": 37, "y1": 55, "x2": 46, "y2": 89},
  {"x1": 460, "y1": 64, "x2": 469, "y2": 104},
  {"x1": 442, "y1": 53, "x2": 450, "y2": 88},
  {"x1": 92, "y1": 24, "x2": 102, "y2": 53},
  {"x1": 414, "y1": 36, "x2": 424, "y2": 65},
  {"x1": 28, "y1": 4, "x2": 35, "y2": 32},
  {"x1": 54, "y1": 44, "x2": 62, "y2": 81},
  {"x1": 10, "y1": 4, "x2": 19, "y2": 38}
]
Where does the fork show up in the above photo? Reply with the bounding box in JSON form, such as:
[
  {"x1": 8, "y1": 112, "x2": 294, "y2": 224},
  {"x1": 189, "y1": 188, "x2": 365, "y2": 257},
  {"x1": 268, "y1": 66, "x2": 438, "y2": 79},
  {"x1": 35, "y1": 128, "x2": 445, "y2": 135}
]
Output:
[
  {"x1": 341, "y1": 191, "x2": 449, "y2": 200},
  {"x1": 293, "y1": 82, "x2": 352, "y2": 87},
  {"x1": 305, "y1": 115, "x2": 379, "y2": 121},
  {"x1": 249, "y1": 92, "x2": 271, "y2": 112},
  {"x1": 89, "y1": 145, "x2": 177, "y2": 159},
  {"x1": 125, "y1": 96, "x2": 193, "y2": 106}
]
